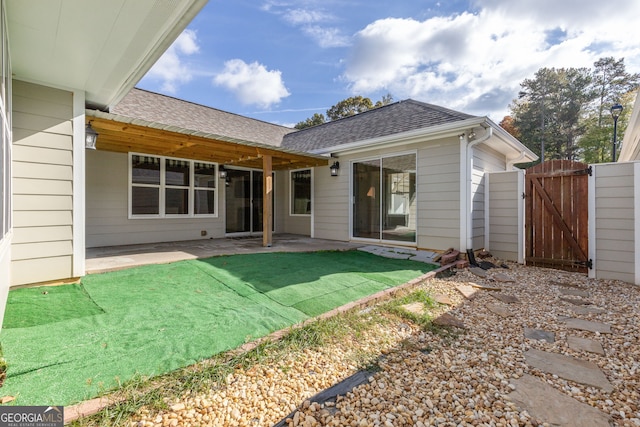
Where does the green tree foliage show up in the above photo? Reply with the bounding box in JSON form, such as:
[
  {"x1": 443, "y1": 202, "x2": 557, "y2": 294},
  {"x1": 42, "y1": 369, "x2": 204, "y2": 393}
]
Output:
[
  {"x1": 509, "y1": 57, "x2": 639, "y2": 163},
  {"x1": 294, "y1": 113, "x2": 326, "y2": 130},
  {"x1": 294, "y1": 94, "x2": 394, "y2": 130},
  {"x1": 511, "y1": 67, "x2": 593, "y2": 161}
]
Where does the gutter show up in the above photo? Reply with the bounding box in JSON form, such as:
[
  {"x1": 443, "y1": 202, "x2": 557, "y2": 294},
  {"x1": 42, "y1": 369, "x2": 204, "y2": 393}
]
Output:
[{"x1": 506, "y1": 151, "x2": 527, "y2": 170}]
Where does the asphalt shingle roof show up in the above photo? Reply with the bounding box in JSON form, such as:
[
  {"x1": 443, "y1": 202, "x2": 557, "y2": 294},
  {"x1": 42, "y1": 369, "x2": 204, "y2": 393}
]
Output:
[
  {"x1": 281, "y1": 99, "x2": 477, "y2": 152},
  {"x1": 111, "y1": 88, "x2": 295, "y2": 147}
]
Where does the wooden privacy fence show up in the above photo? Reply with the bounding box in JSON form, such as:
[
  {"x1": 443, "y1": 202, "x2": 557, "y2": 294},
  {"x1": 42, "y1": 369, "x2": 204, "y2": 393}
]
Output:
[{"x1": 524, "y1": 160, "x2": 590, "y2": 272}]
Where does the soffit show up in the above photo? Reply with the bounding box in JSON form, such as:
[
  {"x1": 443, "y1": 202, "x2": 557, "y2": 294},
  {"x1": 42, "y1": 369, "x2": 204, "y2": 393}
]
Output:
[
  {"x1": 7, "y1": 0, "x2": 207, "y2": 109},
  {"x1": 86, "y1": 112, "x2": 329, "y2": 171}
]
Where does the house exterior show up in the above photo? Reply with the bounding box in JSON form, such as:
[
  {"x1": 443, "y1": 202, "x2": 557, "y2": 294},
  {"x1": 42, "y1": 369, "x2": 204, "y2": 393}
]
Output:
[
  {"x1": 619, "y1": 92, "x2": 640, "y2": 162},
  {"x1": 83, "y1": 89, "x2": 536, "y2": 262},
  {"x1": 0, "y1": 0, "x2": 209, "y2": 328},
  {"x1": 0, "y1": 0, "x2": 538, "y2": 330}
]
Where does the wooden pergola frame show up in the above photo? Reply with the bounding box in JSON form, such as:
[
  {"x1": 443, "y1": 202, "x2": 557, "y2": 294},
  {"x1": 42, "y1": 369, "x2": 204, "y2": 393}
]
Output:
[{"x1": 87, "y1": 115, "x2": 328, "y2": 247}]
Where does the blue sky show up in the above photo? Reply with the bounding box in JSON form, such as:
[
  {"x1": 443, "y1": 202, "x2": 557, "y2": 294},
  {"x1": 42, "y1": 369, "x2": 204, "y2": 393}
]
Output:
[{"x1": 138, "y1": 0, "x2": 640, "y2": 127}]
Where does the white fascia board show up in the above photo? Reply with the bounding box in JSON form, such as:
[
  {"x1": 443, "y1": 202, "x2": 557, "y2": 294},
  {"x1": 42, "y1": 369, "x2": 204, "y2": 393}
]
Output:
[{"x1": 310, "y1": 117, "x2": 488, "y2": 156}]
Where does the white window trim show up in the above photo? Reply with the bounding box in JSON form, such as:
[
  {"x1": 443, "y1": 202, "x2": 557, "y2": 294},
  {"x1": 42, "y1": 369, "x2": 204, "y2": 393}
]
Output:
[
  {"x1": 289, "y1": 168, "x2": 312, "y2": 217},
  {"x1": 128, "y1": 152, "x2": 219, "y2": 219},
  {"x1": 349, "y1": 150, "x2": 418, "y2": 245}
]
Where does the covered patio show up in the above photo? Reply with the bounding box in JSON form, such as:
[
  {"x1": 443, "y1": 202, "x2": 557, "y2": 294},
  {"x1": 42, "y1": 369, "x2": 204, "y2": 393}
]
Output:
[{"x1": 86, "y1": 234, "x2": 363, "y2": 274}]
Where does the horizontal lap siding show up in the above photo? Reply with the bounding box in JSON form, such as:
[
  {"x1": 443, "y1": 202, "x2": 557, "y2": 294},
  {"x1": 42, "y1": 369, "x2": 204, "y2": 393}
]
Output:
[
  {"x1": 86, "y1": 150, "x2": 226, "y2": 247},
  {"x1": 417, "y1": 139, "x2": 460, "y2": 250},
  {"x1": 593, "y1": 162, "x2": 635, "y2": 283},
  {"x1": 488, "y1": 171, "x2": 521, "y2": 261},
  {"x1": 472, "y1": 145, "x2": 506, "y2": 249},
  {"x1": 276, "y1": 170, "x2": 311, "y2": 236},
  {"x1": 11, "y1": 81, "x2": 74, "y2": 286}
]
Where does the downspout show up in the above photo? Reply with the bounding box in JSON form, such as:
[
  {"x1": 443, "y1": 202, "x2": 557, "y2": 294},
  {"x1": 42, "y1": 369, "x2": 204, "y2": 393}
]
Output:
[
  {"x1": 465, "y1": 127, "x2": 493, "y2": 252},
  {"x1": 506, "y1": 151, "x2": 526, "y2": 170}
]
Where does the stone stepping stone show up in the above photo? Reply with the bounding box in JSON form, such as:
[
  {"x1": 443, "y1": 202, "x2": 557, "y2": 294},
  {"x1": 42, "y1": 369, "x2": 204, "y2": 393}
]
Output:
[
  {"x1": 559, "y1": 296, "x2": 592, "y2": 306},
  {"x1": 433, "y1": 294, "x2": 454, "y2": 306},
  {"x1": 563, "y1": 318, "x2": 611, "y2": 334},
  {"x1": 493, "y1": 272, "x2": 515, "y2": 283},
  {"x1": 524, "y1": 327, "x2": 555, "y2": 343},
  {"x1": 409, "y1": 252, "x2": 437, "y2": 263},
  {"x1": 572, "y1": 306, "x2": 605, "y2": 315},
  {"x1": 469, "y1": 282, "x2": 502, "y2": 291},
  {"x1": 486, "y1": 303, "x2": 513, "y2": 317},
  {"x1": 568, "y1": 336, "x2": 605, "y2": 355},
  {"x1": 559, "y1": 288, "x2": 590, "y2": 298},
  {"x1": 454, "y1": 283, "x2": 477, "y2": 299},
  {"x1": 490, "y1": 293, "x2": 520, "y2": 304},
  {"x1": 400, "y1": 302, "x2": 425, "y2": 315},
  {"x1": 508, "y1": 374, "x2": 611, "y2": 427},
  {"x1": 524, "y1": 348, "x2": 613, "y2": 392},
  {"x1": 550, "y1": 280, "x2": 585, "y2": 289},
  {"x1": 470, "y1": 267, "x2": 487, "y2": 278},
  {"x1": 432, "y1": 313, "x2": 465, "y2": 329}
]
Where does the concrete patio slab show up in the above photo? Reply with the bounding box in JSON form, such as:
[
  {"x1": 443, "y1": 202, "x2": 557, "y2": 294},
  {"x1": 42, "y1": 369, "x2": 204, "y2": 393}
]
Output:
[
  {"x1": 524, "y1": 348, "x2": 613, "y2": 392},
  {"x1": 508, "y1": 374, "x2": 610, "y2": 427}
]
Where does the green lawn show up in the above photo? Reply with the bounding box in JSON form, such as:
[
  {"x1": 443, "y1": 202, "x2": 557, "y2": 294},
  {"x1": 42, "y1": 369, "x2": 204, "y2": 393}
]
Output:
[{"x1": 0, "y1": 250, "x2": 435, "y2": 406}]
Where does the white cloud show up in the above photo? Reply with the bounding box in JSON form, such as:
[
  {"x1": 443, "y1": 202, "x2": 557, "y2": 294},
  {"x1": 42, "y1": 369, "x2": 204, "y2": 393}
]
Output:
[
  {"x1": 145, "y1": 29, "x2": 200, "y2": 93},
  {"x1": 214, "y1": 59, "x2": 290, "y2": 108},
  {"x1": 263, "y1": 2, "x2": 349, "y2": 48},
  {"x1": 342, "y1": 2, "x2": 640, "y2": 120}
]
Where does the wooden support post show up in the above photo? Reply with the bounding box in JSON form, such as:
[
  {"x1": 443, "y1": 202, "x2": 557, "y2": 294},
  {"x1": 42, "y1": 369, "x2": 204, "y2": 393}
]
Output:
[{"x1": 263, "y1": 155, "x2": 273, "y2": 247}]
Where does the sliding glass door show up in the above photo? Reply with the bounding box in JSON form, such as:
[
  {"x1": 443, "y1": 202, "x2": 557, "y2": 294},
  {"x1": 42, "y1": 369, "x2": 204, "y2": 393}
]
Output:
[
  {"x1": 225, "y1": 169, "x2": 273, "y2": 235},
  {"x1": 352, "y1": 153, "x2": 416, "y2": 243}
]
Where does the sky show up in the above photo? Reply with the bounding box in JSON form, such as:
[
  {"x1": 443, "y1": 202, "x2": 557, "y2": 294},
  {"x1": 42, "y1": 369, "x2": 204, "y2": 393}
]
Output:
[{"x1": 137, "y1": 0, "x2": 640, "y2": 128}]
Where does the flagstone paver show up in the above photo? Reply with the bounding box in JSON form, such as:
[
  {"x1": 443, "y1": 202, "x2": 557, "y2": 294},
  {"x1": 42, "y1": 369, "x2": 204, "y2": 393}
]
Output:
[
  {"x1": 490, "y1": 293, "x2": 520, "y2": 304},
  {"x1": 492, "y1": 272, "x2": 515, "y2": 283},
  {"x1": 508, "y1": 374, "x2": 611, "y2": 427},
  {"x1": 469, "y1": 267, "x2": 487, "y2": 278},
  {"x1": 433, "y1": 294, "x2": 454, "y2": 305},
  {"x1": 524, "y1": 327, "x2": 555, "y2": 343},
  {"x1": 559, "y1": 296, "x2": 592, "y2": 306},
  {"x1": 524, "y1": 348, "x2": 613, "y2": 392},
  {"x1": 571, "y1": 306, "x2": 606, "y2": 315},
  {"x1": 563, "y1": 318, "x2": 612, "y2": 334},
  {"x1": 486, "y1": 303, "x2": 513, "y2": 317},
  {"x1": 550, "y1": 280, "x2": 584, "y2": 289},
  {"x1": 568, "y1": 336, "x2": 605, "y2": 355},
  {"x1": 468, "y1": 282, "x2": 502, "y2": 291},
  {"x1": 400, "y1": 302, "x2": 425, "y2": 315},
  {"x1": 432, "y1": 313, "x2": 465, "y2": 329},
  {"x1": 558, "y1": 288, "x2": 590, "y2": 298},
  {"x1": 453, "y1": 283, "x2": 477, "y2": 299}
]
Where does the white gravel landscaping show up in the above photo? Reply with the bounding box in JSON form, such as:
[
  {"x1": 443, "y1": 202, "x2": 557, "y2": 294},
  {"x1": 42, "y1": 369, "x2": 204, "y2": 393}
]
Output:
[{"x1": 131, "y1": 261, "x2": 639, "y2": 427}]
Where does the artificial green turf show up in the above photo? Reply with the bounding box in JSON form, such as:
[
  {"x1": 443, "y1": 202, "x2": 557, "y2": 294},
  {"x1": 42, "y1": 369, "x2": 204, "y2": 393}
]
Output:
[{"x1": 0, "y1": 250, "x2": 435, "y2": 406}]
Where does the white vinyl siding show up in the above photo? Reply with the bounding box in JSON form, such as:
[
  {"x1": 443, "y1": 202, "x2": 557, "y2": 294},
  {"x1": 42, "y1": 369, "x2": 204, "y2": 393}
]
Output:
[
  {"x1": 592, "y1": 162, "x2": 636, "y2": 283},
  {"x1": 0, "y1": 0, "x2": 11, "y2": 325},
  {"x1": 471, "y1": 145, "x2": 506, "y2": 249},
  {"x1": 86, "y1": 150, "x2": 226, "y2": 247},
  {"x1": 275, "y1": 169, "x2": 311, "y2": 236},
  {"x1": 11, "y1": 80, "x2": 74, "y2": 286},
  {"x1": 417, "y1": 138, "x2": 461, "y2": 250}
]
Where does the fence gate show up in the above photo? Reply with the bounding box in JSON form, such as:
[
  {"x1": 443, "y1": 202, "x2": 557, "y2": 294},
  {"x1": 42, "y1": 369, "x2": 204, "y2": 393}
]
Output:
[{"x1": 525, "y1": 160, "x2": 590, "y2": 272}]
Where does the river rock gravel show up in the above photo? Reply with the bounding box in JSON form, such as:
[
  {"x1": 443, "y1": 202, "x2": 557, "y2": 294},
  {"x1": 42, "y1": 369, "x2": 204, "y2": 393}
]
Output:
[{"x1": 131, "y1": 261, "x2": 640, "y2": 427}]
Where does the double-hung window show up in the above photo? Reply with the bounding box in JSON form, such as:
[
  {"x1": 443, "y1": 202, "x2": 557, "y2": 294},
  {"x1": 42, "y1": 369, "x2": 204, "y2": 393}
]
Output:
[
  {"x1": 290, "y1": 169, "x2": 311, "y2": 215},
  {"x1": 129, "y1": 153, "x2": 218, "y2": 218}
]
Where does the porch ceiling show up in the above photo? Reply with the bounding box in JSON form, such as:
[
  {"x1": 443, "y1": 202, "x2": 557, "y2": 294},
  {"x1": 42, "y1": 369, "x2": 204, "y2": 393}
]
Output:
[{"x1": 86, "y1": 115, "x2": 329, "y2": 170}]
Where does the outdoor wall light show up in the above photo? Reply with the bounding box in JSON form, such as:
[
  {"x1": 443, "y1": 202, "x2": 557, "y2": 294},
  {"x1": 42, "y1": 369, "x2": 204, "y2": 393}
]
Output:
[
  {"x1": 610, "y1": 103, "x2": 623, "y2": 162},
  {"x1": 330, "y1": 161, "x2": 340, "y2": 176},
  {"x1": 85, "y1": 122, "x2": 98, "y2": 150},
  {"x1": 219, "y1": 165, "x2": 227, "y2": 179}
]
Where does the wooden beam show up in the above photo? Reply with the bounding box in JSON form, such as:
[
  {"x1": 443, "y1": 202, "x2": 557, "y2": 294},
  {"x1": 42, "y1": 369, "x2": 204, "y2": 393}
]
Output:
[{"x1": 263, "y1": 155, "x2": 273, "y2": 248}]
